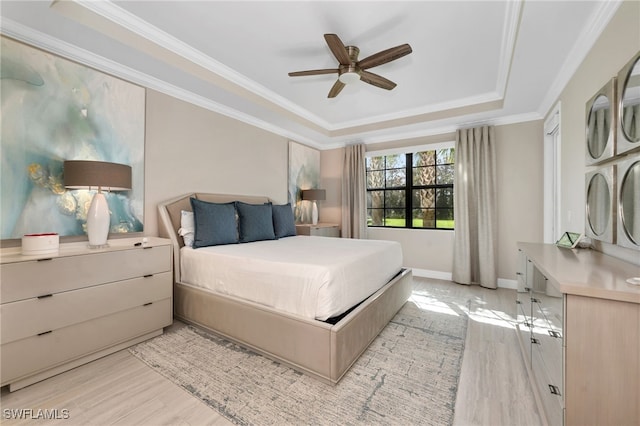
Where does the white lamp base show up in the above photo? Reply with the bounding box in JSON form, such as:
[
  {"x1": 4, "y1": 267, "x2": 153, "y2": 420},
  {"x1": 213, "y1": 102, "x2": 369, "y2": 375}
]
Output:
[
  {"x1": 86, "y1": 192, "x2": 110, "y2": 248},
  {"x1": 311, "y1": 201, "x2": 319, "y2": 225}
]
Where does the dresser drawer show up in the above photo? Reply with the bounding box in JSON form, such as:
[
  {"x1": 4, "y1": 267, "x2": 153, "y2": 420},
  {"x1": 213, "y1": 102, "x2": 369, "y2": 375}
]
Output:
[
  {"x1": 1, "y1": 272, "x2": 171, "y2": 344},
  {"x1": 532, "y1": 343, "x2": 564, "y2": 426},
  {"x1": 1, "y1": 245, "x2": 171, "y2": 303},
  {"x1": 1, "y1": 298, "x2": 172, "y2": 385}
]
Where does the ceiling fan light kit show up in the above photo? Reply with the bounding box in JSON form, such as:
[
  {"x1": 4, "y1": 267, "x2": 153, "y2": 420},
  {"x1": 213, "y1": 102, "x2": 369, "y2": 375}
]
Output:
[
  {"x1": 338, "y1": 71, "x2": 361, "y2": 85},
  {"x1": 288, "y1": 33, "x2": 412, "y2": 98}
]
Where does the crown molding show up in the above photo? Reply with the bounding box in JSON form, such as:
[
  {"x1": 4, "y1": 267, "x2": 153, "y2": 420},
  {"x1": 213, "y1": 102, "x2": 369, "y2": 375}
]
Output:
[
  {"x1": 537, "y1": 0, "x2": 623, "y2": 117},
  {"x1": 495, "y1": 0, "x2": 523, "y2": 96}
]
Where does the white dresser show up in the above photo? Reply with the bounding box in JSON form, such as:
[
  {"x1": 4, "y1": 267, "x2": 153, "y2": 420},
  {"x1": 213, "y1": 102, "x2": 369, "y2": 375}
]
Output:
[
  {"x1": 0, "y1": 237, "x2": 173, "y2": 391},
  {"x1": 516, "y1": 243, "x2": 640, "y2": 426}
]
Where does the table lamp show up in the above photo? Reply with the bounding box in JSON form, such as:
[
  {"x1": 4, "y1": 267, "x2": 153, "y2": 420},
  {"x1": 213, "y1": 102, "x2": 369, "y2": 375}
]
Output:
[
  {"x1": 301, "y1": 189, "x2": 326, "y2": 225},
  {"x1": 63, "y1": 160, "x2": 132, "y2": 248}
]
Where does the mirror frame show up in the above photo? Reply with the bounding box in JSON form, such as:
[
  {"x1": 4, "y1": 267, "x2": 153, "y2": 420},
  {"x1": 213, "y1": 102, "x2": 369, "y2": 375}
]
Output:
[
  {"x1": 584, "y1": 166, "x2": 616, "y2": 244},
  {"x1": 585, "y1": 78, "x2": 616, "y2": 165},
  {"x1": 617, "y1": 157, "x2": 640, "y2": 250},
  {"x1": 617, "y1": 51, "x2": 640, "y2": 155}
]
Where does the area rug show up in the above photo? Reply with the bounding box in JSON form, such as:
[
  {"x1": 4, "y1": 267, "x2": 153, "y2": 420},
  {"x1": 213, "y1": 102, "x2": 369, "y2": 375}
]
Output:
[{"x1": 129, "y1": 299, "x2": 468, "y2": 425}]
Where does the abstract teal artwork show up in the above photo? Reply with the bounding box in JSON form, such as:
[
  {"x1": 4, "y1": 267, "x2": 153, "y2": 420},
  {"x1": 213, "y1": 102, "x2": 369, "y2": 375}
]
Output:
[
  {"x1": 288, "y1": 141, "x2": 320, "y2": 223},
  {"x1": 0, "y1": 36, "x2": 145, "y2": 239}
]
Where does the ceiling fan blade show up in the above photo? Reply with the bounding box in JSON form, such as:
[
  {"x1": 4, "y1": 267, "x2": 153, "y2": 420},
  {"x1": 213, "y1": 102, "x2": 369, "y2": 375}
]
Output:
[
  {"x1": 324, "y1": 34, "x2": 352, "y2": 66},
  {"x1": 358, "y1": 44, "x2": 412, "y2": 70},
  {"x1": 288, "y1": 69, "x2": 338, "y2": 77},
  {"x1": 360, "y1": 71, "x2": 397, "y2": 90},
  {"x1": 328, "y1": 80, "x2": 346, "y2": 98}
]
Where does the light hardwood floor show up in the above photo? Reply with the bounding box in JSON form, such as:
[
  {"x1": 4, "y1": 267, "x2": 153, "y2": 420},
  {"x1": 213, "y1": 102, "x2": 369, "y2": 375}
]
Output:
[{"x1": 0, "y1": 278, "x2": 542, "y2": 425}]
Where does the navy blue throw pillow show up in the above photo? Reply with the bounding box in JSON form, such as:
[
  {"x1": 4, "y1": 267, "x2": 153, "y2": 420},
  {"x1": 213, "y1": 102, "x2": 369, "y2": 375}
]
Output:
[
  {"x1": 190, "y1": 198, "x2": 238, "y2": 248},
  {"x1": 236, "y1": 202, "x2": 276, "y2": 243},
  {"x1": 272, "y1": 203, "x2": 297, "y2": 238}
]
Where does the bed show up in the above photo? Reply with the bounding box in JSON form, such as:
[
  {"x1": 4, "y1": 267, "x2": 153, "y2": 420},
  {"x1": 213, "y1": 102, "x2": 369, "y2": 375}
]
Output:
[{"x1": 158, "y1": 193, "x2": 412, "y2": 385}]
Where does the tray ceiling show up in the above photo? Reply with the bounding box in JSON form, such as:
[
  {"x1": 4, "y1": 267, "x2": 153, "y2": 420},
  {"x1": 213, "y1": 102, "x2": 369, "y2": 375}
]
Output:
[{"x1": 0, "y1": 1, "x2": 620, "y2": 148}]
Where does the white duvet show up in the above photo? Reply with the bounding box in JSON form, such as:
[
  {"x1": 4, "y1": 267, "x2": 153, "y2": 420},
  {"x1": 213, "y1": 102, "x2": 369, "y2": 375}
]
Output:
[{"x1": 180, "y1": 236, "x2": 403, "y2": 320}]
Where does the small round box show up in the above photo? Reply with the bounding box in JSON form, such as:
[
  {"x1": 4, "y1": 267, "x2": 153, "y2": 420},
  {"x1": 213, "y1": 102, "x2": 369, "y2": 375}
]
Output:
[{"x1": 22, "y1": 233, "x2": 59, "y2": 256}]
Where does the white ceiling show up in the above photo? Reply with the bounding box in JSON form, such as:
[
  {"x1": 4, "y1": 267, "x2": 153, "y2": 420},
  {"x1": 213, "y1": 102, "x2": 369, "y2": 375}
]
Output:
[{"x1": 0, "y1": 1, "x2": 621, "y2": 149}]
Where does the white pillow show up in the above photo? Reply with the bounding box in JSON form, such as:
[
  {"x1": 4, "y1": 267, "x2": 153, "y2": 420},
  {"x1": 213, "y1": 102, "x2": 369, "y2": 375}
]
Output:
[{"x1": 178, "y1": 210, "x2": 195, "y2": 247}]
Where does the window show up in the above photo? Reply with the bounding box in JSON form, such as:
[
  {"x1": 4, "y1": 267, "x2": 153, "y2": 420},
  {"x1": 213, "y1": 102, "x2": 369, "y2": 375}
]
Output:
[{"x1": 366, "y1": 146, "x2": 455, "y2": 230}]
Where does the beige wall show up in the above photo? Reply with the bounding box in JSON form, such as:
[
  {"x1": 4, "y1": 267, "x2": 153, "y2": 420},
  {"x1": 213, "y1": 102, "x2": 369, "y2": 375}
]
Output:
[
  {"x1": 144, "y1": 90, "x2": 289, "y2": 236},
  {"x1": 495, "y1": 121, "x2": 544, "y2": 279},
  {"x1": 319, "y1": 148, "x2": 343, "y2": 227},
  {"x1": 551, "y1": 0, "x2": 640, "y2": 264}
]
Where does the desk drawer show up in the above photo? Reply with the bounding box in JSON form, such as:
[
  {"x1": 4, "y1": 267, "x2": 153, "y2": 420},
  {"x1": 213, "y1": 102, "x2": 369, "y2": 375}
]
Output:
[
  {"x1": 1, "y1": 298, "x2": 171, "y2": 385},
  {"x1": 1, "y1": 272, "x2": 171, "y2": 344}
]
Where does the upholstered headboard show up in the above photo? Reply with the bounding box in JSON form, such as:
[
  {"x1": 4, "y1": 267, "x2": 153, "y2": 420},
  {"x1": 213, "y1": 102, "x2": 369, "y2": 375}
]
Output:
[{"x1": 157, "y1": 193, "x2": 271, "y2": 282}]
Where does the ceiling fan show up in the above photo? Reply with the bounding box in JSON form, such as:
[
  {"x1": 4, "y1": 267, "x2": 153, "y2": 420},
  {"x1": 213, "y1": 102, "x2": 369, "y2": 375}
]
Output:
[{"x1": 288, "y1": 34, "x2": 412, "y2": 98}]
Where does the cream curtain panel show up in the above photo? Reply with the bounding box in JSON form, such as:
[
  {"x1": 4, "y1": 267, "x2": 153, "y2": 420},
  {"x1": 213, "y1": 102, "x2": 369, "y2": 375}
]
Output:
[
  {"x1": 341, "y1": 144, "x2": 367, "y2": 239},
  {"x1": 452, "y1": 126, "x2": 498, "y2": 289}
]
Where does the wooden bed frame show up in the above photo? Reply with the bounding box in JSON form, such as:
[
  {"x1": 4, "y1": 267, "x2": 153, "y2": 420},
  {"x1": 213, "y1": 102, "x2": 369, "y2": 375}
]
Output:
[{"x1": 158, "y1": 193, "x2": 412, "y2": 385}]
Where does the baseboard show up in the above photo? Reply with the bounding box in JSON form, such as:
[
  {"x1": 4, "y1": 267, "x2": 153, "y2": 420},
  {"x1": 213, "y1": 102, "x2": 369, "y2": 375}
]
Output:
[
  {"x1": 498, "y1": 278, "x2": 518, "y2": 289},
  {"x1": 411, "y1": 268, "x2": 453, "y2": 281},
  {"x1": 411, "y1": 268, "x2": 518, "y2": 290}
]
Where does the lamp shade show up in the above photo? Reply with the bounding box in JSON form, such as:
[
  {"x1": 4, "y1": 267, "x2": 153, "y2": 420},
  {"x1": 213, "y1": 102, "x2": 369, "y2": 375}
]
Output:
[
  {"x1": 301, "y1": 189, "x2": 326, "y2": 201},
  {"x1": 63, "y1": 160, "x2": 131, "y2": 190}
]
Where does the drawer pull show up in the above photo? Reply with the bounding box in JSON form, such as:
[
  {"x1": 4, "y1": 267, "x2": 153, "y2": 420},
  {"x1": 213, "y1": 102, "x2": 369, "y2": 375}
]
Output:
[
  {"x1": 548, "y1": 330, "x2": 562, "y2": 339},
  {"x1": 531, "y1": 298, "x2": 540, "y2": 303},
  {"x1": 143, "y1": 302, "x2": 153, "y2": 306},
  {"x1": 143, "y1": 274, "x2": 154, "y2": 278},
  {"x1": 531, "y1": 337, "x2": 540, "y2": 345},
  {"x1": 143, "y1": 246, "x2": 153, "y2": 250},
  {"x1": 37, "y1": 294, "x2": 53, "y2": 299},
  {"x1": 516, "y1": 272, "x2": 523, "y2": 276},
  {"x1": 36, "y1": 258, "x2": 53, "y2": 262},
  {"x1": 548, "y1": 384, "x2": 561, "y2": 396},
  {"x1": 37, "y1": 330, "x2": 52, "y2": 336}
]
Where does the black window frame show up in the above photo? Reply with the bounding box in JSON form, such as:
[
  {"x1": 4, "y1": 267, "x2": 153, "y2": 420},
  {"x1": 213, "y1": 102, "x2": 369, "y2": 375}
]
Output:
[{"x1": 366, "y1": 147, "x2": 455, "y2": 230}]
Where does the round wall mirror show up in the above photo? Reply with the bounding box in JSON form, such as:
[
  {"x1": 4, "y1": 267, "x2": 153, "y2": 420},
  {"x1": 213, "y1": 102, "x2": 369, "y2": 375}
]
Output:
[
  {"x1": 621, "y1": 56, "x2": 640, "y2": 143},
  {"x1": 620, "y1": 161, "x2": 640, "y2": 245},
  {"x1": 586, "y1": 94, "x2": 611, "y2": 159},
  {"x1": 587, "y1": 173, "x2": 610, "y2": 236}
]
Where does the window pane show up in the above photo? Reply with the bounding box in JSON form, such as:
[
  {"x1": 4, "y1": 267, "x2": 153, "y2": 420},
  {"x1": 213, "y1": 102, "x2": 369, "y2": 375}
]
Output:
[
  {"x1": 436, "y1": 165, "x2": 454, "y2": 184},
  {"x1": 385, "y1": 209, "x2": 405, "y2": 227},
  {"x1": 367, "y1": 170, "x2": 385, "y2": 189},
  {"x1": 413, "y1": 150, "x2": 435, "y2": 167},
  {"x1": 413, "y1": 166, "x2": 435, "y2": 186},
  {"x1": 366, "y1": 156, "x2": 385, "y2": 171},
  {"x1": 385, "y1": 154, "x2": 406, "y2": 169},
  {"x1": 367, "y1": 209, "x2": 384, "y2": 226},
  {"x1": 413, "y1": 208, "x2": 435, "y2": 228},
  {"x1": 367, "y1": 190, "x2": 384, "y2": 209},
  {"x1": 385, "y1": 190, "x2": 405, "y2": 208},
  {"x1": 436, "y1": 148, "x2": 455, "y2": 165},
  {"x1": 412, "y1": 188, "x2": 435, "y2": 208},
  {"x1": 385, "y1": 168, "x2": 406, "y2": 187},
  {"x1": 436, "y1": 187, "x2": 454, "y2": 209},
  {"x1": 436, "y1": 209, "x2": 454, "y2": 229}
]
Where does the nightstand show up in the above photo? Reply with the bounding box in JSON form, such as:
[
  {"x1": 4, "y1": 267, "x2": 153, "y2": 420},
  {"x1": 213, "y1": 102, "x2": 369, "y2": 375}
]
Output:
[
  {"x1": 0, "y1": 237, "x2": 173, "y2": 391},
  {"x1": 295, "y1": 223, "x2": 340, "y2": 238}
]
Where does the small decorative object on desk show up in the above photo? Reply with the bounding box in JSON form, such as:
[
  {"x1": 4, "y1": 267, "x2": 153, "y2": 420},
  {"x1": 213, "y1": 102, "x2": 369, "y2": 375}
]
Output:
[
  {"x1": 21, "y1": 233, "x2": 59, "y2": 256},
  {"x1": 555, "y1": 231, "x2": 583, "y2": 249}
]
